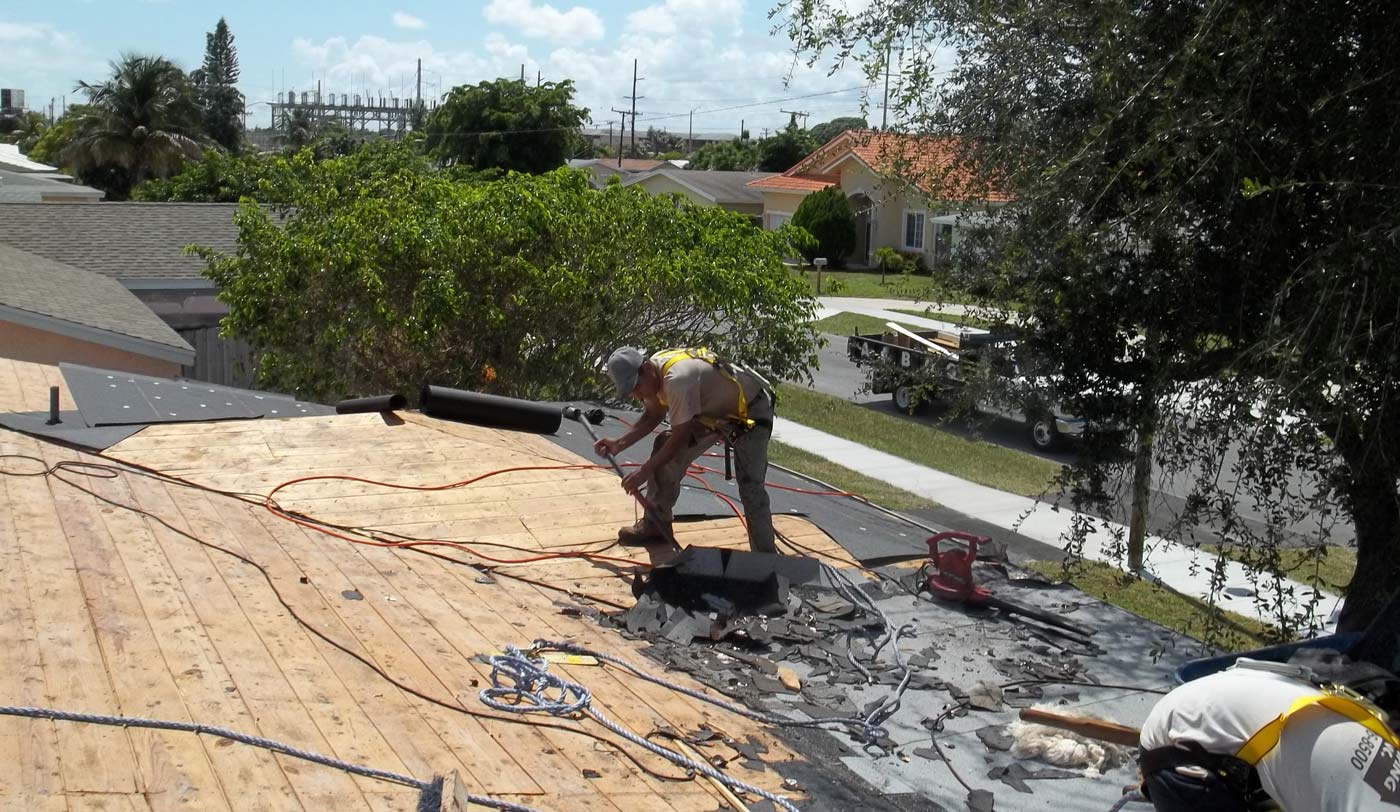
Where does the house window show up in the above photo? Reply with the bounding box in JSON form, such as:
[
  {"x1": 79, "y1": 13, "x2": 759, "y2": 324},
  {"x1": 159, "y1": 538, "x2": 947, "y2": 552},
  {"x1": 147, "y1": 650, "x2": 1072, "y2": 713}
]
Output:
[
  {"x1": 903, "y1": 211, "x2": 926, "y2": 250},
  {"x1": 768, "y1": 212, "x2": 791, "y2": 231}
]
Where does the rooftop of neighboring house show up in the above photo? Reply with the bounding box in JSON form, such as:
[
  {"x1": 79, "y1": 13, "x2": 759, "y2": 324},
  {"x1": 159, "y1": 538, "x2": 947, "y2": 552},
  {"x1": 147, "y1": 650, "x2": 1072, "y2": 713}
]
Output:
[
  {"x1": 0, "y1": 244, "x2": 193, "y2": 363},
  {"x1": 621, "y1": 168, "x2": 774, "y2": 205},
  {"x1": 749, "y1": 130, "x2": 1013, "y2": 202},
  {"x1": 0, "y1": 202, "x2": 242, "y2": 284},
  {"x1": 0, "y1": 167, "x2": 106, "y2": 203},
  {"x1": 570, "y1": 157, "x2": 675, "y2": 173},
  {"x1": 0, "y1": 142, "x2": 58, "y2": 173}
]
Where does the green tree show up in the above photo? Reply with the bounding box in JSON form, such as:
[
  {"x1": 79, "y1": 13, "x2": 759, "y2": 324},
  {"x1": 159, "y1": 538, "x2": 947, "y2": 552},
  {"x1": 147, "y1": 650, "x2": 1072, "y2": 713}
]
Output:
[
  {"x1": 191, "y1": 17, "x2": 245, "y2": 152},
  {"x1": 279, "y1": 107, "x2": 317, "y2": 151},
  {"x1": 134, "y1": 140, "x2": 431, "y2": 204},
  {"x1": 26, "y1": 105, "x2": 92, "y2": 167},
  {"x1": 757, "y1": 126, "x2": 815, "y2": 172},
  {"x1": 423, "y1": 78, "x2": 588, "y2": 173},
  {"x1": 66, "y1": 54, "x2": 203, "y2": 198},
  {"x1": 791, "y1": 186, "x2": 856, "y2": 266},
  {"x1": 194, "y1": 164, "x2": 817, "y2": 402},
  {"x1": 0, "y1": 111, "x2": 48, "y2": 153},
  {"x1": 809, "y1": 116, "x2": 866, "y2": 145},
  {"x1": 643, "y1": 126, "x2": 682, "y2": 157},
  {"x1": 688, "y1": 137, "x2": 759, "y2": 171},
  {"x1": 786, "y1": 0, "x2": 1400, "y2": 632}
]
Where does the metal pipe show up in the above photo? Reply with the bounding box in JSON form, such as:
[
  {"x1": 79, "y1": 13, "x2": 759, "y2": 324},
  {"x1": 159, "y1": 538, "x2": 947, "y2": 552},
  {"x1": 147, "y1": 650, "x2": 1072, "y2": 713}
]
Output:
[
  {"x1": 47, "y1": 386, "x2": 60, "y2": 425},
  {"x1": 563, "y1": 405, "x2": 677, "y2": 548}
]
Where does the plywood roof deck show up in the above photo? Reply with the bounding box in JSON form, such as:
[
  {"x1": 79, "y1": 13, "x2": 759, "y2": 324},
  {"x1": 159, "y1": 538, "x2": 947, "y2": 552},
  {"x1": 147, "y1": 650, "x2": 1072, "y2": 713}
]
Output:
[{"x1": 0, "y1": 358, "x2": 859, "y2": 812}]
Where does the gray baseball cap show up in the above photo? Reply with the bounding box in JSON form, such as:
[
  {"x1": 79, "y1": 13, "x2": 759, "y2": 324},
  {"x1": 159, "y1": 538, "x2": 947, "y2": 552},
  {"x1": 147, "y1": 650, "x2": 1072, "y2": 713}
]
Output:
[{"x1": 605, "y1": 347, "x2": 647, "y2": 397}]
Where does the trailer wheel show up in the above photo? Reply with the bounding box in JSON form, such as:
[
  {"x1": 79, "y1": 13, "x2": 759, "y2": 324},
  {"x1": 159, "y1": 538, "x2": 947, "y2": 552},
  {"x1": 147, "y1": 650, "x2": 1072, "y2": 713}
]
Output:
[
  {"x1": 893, "y1": 385, "x2": 920, "y2": 415},
  {"x1": 1028, "y1": 415, "x2": 1062, "y2": 452}
]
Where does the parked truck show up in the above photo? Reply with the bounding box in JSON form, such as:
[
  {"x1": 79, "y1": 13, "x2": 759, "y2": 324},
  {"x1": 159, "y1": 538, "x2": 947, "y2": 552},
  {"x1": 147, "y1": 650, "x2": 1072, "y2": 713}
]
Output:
[{"x1": 846, "y1": 322, "x2": 1086, "y2": 451}]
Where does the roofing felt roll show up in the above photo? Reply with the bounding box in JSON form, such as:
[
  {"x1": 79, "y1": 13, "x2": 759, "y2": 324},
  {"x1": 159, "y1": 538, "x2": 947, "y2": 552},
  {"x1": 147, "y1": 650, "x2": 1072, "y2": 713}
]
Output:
[
  {"x1": 335, "y1": 394, "x2": 408, "y2": 414},
  {"x1": 418, "y1": 385, "x2": 562, "y2": 434}
]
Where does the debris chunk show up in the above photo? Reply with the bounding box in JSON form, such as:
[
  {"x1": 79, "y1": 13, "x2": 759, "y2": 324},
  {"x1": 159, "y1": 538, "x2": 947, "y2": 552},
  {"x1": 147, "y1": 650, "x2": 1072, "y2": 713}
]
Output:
[{"x1": 777, "y1": 665, "x2": 801, "y2": 692}]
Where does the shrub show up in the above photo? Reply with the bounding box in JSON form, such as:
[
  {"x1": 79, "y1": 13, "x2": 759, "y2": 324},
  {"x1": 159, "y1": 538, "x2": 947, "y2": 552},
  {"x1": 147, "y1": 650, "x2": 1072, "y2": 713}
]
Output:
[{"x1": 791, "y1": 187, "x2": 857, "y2": 267}]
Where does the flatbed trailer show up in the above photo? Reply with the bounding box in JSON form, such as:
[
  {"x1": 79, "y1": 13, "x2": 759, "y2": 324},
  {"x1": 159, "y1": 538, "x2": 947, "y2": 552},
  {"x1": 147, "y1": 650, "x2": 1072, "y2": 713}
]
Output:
[{"x1": 846, "y1": 324, "x2": 1085, "y2": 451}]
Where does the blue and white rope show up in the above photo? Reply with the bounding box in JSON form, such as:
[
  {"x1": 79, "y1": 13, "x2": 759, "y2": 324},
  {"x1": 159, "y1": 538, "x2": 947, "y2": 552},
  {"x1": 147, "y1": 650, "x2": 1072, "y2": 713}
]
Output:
[
  {"x1": 0, "y1": 705, "x2": 546, "y2": 812},
  {"x1": 481, "y1": 646, "x2": 803, "y2": 812}
]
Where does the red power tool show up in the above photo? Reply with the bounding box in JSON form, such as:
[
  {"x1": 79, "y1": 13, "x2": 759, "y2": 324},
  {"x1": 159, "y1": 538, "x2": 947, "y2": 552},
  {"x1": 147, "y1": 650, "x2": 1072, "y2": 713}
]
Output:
[{"x1": 925, "y1": 531, "x2": 1091, "y2": 638}]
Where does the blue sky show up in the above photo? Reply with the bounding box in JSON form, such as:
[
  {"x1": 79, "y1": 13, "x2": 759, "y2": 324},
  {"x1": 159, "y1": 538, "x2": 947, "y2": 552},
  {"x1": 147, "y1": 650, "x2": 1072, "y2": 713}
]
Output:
[{"x1": 1, "y1": 0, "x2": 882, "y2": 135}]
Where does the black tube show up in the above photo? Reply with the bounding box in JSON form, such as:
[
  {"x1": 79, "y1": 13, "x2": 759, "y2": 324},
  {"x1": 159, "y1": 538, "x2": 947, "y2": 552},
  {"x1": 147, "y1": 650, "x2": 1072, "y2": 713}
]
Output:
[
  {"x1": 335, "y1": 394, "x2": 408, "y2": 414},
  {"x1": 418, "y1": 385, "x2": 562, "y2": 434}
]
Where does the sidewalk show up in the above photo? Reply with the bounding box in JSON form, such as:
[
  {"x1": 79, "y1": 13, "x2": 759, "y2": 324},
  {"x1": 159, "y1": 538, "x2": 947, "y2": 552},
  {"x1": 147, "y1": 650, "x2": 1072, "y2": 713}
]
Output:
[
  {"x1": 772, "y1": 416, "x2": 1342, "y2": 632},
  {"x1": 815, "y1": 296, "x2": 974, "y2": 330}
]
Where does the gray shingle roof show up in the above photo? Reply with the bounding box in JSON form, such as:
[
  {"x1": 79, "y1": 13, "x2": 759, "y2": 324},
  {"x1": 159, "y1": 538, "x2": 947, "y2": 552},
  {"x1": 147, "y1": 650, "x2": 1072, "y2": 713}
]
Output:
[
  {"x1": 0, "y1": 243, "x2": 194, "y2": 362},
  {"x1": 0, "y1": 169, "x2": 105, "y2": 203},
  {"x1": 0, "y1": 202, "x2": 242, "y2": 282},
  {"x1": 622, "y1": 169, "x2": 774, "y2": 205}
]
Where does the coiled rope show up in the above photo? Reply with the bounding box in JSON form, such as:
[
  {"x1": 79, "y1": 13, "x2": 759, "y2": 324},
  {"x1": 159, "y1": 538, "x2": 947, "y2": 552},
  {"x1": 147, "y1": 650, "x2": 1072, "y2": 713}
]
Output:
[{"x1": 480, "y1": 646, "x2": 802, "y2": 812}]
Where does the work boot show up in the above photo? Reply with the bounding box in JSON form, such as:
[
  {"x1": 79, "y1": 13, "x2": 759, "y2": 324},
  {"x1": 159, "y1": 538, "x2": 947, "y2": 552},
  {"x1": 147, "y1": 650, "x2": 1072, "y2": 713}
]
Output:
[{"x1": 616, "y1": 519, "x2": 670, "y2": 546}]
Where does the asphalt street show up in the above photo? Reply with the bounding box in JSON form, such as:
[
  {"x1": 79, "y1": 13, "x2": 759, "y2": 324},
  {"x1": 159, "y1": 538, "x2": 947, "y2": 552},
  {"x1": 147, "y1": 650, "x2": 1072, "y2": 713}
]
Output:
[{"x1": 797, "y1": 332, "x2": 1355, "y2": 550}]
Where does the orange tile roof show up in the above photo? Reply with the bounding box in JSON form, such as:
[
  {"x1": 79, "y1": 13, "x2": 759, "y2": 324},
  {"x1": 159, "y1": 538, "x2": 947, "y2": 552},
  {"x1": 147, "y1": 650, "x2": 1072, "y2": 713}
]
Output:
[
  {"x1": 746, "y1": 173, "x2": 840, "y2": 192},
  {"x1": 783, "y1": 131, "x2": 1012, "y2": 203}
]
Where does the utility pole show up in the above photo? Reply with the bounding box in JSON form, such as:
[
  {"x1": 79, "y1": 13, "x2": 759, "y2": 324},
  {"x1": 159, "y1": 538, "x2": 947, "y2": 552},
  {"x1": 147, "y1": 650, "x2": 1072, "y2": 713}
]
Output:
[
  {"x1": 688, "y1": 108, "x2": 697, "y2": 153},
  {"x1": 881, "y1": 43, "x2": 891, "y2": 130},
  {"x1": 780, "y1": 109, "x2": 810, "y2": 130},
  {"x1": 520, "y1": 64, "x2": 526, "y2": 84},
  {"x1": 416, "y1": 58, "x2": 422, "y2": 110},
  {"x1": 61, "y1": 95, "x2": 66, "y2": 117},
  {"x1": 537, "y1": 70, "x2": 541, "y2": 87},
  {"x1": 626, "y1": 58, "x2": 642, "y2": 159},
  {"x1": 610, "y1": 107, "x2": 631, "y2": 166}
]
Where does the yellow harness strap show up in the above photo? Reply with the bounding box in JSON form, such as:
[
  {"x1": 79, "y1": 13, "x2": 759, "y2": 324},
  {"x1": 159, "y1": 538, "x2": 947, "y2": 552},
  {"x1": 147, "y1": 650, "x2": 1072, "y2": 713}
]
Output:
[
  {"x1": 1235, "y1": 687, "x2": 1400, "y2": 765},
  {"x1": 651, "y1": 347, "x2": 752, "y2": 430}
]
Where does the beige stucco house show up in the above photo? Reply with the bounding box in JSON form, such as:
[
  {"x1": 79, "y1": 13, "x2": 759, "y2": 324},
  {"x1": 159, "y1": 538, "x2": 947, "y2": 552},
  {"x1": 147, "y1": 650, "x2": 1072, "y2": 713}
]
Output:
[{"x1": 748, "y1": 131, "x2": 1009, "y2": 267}]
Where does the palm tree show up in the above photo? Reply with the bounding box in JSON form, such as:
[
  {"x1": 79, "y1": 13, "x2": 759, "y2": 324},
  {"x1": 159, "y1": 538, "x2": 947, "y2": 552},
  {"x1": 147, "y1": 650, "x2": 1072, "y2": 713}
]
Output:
[
  {"x1": 66, "y1": 54, "x2": 203, "y2": 193},
  {"x1": 281, "y1": 107, "x2": 317, "y2": 151}
]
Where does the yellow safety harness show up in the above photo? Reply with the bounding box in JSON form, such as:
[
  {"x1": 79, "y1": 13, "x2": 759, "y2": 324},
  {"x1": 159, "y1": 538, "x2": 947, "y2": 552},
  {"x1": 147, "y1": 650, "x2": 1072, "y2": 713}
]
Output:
[
  {"x1": 1235, "y1": 684, "x2": 1400, "y2": 765},
  {"x1": 651, "y1": 347, "x2": 755, "y2": 432}
]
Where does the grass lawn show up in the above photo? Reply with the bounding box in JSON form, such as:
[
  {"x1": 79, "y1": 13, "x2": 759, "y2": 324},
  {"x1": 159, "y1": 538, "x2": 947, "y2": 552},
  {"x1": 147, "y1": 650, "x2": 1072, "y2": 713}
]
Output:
[
  {"x1": 1201, "y1": 543, "x2": 1355, "y2": 595},
  {"x1": 801, "y1": 269, "x2": 956, "y2": 301},
  {"x1": 1026, "y1": 559, "x2": 1280, "y2": 651},
  {"x1": 769, "y1": 441, "x2": 937, "y2": 511},
  {"x1": 891, "y1": 308, "x2": 996, "y2": 330},
  {"x1": 812, "y1": 311, "x2": 924, "y2": 336},
  {"x1": 776, "y1": 383, "x2": 1063, "y2": 498}
]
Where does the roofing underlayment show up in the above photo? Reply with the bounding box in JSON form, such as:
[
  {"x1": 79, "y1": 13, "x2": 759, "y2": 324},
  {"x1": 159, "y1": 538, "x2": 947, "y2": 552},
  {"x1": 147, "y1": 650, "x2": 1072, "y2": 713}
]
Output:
[{"x1": 0, "y1": 359, "x2": 1207, "y2": 812}]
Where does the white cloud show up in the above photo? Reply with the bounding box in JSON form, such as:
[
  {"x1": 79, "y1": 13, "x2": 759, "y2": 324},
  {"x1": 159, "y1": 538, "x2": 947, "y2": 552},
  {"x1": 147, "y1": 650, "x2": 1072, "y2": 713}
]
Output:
[
  {"x1": 484, "y1": 0, "x2": 604, "y2": 44},
  {"x1": 0, "y1": 21, "x2": 106, "y2": 109},
  {"x1": 625, "y1": 0, "x2": 743, "y2": 38},
  {"x1": 392, "y1": 11, "x2": 427, "y2": 30}
]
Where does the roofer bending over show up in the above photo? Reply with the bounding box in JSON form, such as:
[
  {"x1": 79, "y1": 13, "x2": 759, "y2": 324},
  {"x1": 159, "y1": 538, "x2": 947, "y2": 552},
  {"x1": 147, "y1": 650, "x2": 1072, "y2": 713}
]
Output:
[
  {"x1": 597, "y1": 346, "x2": 777, "y2": 553},
  {"x1": 1138, "y1": 658, "x2": 1400, "y2": 811}
]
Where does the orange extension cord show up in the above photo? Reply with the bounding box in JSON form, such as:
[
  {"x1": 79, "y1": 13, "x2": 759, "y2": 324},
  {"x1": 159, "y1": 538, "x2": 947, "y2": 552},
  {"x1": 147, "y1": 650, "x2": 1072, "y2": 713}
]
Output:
[{"x1": 261, "y1": 438, "x2": 868, "y2": 572}]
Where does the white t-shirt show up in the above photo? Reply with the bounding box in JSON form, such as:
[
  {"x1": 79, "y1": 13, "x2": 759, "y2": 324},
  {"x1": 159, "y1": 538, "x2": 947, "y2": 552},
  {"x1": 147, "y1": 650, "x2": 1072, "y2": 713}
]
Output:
[
  {"x1": 1141, "y1": 666, "x2": 1400, "y2": 810},
  {"x1": 649, "y1": 356, "x2": 764, "y2": 428}
]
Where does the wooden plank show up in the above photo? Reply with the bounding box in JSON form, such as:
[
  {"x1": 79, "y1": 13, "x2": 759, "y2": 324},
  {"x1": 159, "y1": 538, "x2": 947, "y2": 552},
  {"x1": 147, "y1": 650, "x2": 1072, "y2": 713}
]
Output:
[
  {"x1": 171, "y1": 484, "x2": 455, "y2": 800},
  {"x1": 4, "y1": 453, "x2": 140, "y2": 794},
  {"x1": 0, "y1": 436, "x2": 66, "y2": 798},
  {"x1": 37, "y1": 443, "x2": 233, "y2": 812},
  {"x1": 104, "y1": 471, "x2": 371, "y2": 811},
  {"x1": 230, "y1": 502, "x2": 541, "y2": 797},
  {"x1": 86, "y1": 465, "x2": 306, "y2": 811},
  {"x1": 328, "y1": 538, "x2": 667, "y2": 804}
]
